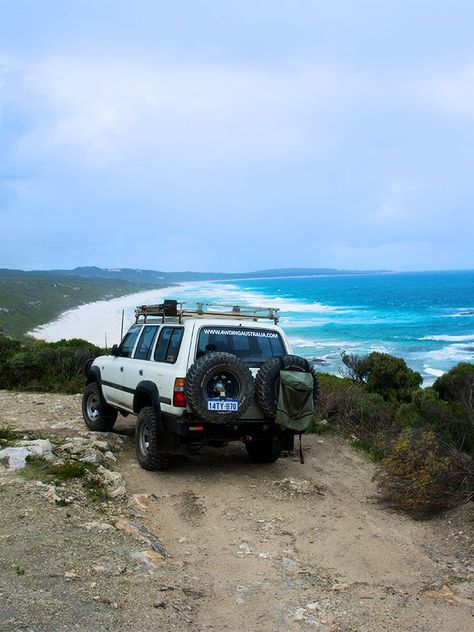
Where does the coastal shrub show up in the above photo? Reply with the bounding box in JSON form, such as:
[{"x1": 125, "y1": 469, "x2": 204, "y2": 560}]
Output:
[
  {"x1": 0, "y1": 333, "x2": 102, "y2": 393},
  {"x1": 396, "y1": 388, "x2": 471, "y2": 453},
  {"x1": 316, "y1": 372, "x2": 393, "y2": 441},
  {"x1": 339, "y1": 353, "x2": 372, "y2": 383},
  {"x1": 0, "y1": 335, "x2": 22, "y2": 387},
  {"x1": 433, "y1": 363, "x2": 474, "y2": 445},
  {"x1": 342, "y1": 351, "x2": 422, "y2": 402},
  {"x1": 374, "y1": 428, "x2": 474, "y2": 517}
]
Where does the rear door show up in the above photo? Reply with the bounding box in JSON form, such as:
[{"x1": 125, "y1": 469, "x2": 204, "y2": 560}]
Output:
[{"x1": 194, "y1": 324, "x2": 288, "y2": 420}]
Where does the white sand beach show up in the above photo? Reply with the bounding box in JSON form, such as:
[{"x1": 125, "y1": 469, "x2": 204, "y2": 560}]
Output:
[{"x1": 29, "y1": 283, "x2": 197, "y2": 347}]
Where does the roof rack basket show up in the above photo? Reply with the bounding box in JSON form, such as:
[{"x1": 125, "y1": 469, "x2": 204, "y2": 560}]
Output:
[{"x1": 135, "y1": 300, "x2": 280, "y2": 324}]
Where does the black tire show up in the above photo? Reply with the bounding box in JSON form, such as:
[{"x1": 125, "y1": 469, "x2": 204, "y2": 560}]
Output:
[
  {"x1": 245, "y1": 437, "x2": 282, "y2": 463},
  {"x1": 185, "y1": 352, "x2": 254, "y2": 423},
  {"x1": 135, "y1": 407, "x2": 171, "y2": 471},
  {"x1": 82, "y1": 382, "x2": 118, "y2": 431},
  {"x1": 255, "y1": 355, "x2": 320, "y2": 418}
]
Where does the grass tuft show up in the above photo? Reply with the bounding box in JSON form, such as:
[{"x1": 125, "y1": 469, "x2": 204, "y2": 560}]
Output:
[
  {"x1": 0, "y1": 427, "x2": 20, "y2": 447},
  {"x1": 21, "y1": 456, "x2": 94, "y2": 482}
]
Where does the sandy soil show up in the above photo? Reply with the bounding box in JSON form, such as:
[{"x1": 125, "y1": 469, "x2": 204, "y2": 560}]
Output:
[{"x1": 0, "y1": 390, "x2": 473, "y2": 631}]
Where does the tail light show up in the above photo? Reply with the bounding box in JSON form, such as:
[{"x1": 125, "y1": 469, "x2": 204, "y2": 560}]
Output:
[{"x1": 173, "y1": 378, "x2": 186, "y2": 407}]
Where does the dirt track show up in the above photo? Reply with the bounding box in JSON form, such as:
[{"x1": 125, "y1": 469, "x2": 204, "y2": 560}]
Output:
[{"x1": 0, "y1": 391, "x2": 473, "y2": 631}]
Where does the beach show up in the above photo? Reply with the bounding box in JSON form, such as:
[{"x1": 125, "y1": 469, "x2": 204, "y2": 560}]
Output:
[{"x1": 29, "y1": 284, "x2": 193, "y2": 347}]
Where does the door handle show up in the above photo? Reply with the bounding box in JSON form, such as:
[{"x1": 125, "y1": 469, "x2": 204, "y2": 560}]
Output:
[
  {"x1": 120, "y1": 366, "x2": 124, "y2": 372},
  {"x1": 139, "y1": 369, "x2": 143, "y2": 376}
]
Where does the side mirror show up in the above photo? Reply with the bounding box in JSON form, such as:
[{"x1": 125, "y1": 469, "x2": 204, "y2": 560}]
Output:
[{"x1": 110, "y1": 344, "x2": 119, "y2": 357}]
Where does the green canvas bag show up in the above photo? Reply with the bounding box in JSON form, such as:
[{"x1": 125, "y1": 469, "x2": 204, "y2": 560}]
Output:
[{"x1": 275, "y1": 370, "x2": 315, "y2": 433}]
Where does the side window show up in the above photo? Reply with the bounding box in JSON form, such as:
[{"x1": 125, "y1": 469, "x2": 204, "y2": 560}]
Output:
[
  {"x1": 118, "y1": 325, "x2": 141, "y2": 358},
  {"x1": 134, "y1": 326, "x2": 159, "y2": 360},
  {"x1": 154, "y1": 327, "x2": 184, "y2": 364}
]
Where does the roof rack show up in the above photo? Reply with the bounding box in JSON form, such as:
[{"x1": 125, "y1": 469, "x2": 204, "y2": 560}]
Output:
[{"x1": 135, "y1": 300, "x2": 280, "y2": 324}]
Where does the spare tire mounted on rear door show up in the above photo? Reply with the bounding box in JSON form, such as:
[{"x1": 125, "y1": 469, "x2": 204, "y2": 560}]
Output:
[
  {"x1": 255, "y1": 354, "x2": 320, "y2": 419},
  {"x1": 185, "y1": 351, "x2": 255, "y2": 422}
]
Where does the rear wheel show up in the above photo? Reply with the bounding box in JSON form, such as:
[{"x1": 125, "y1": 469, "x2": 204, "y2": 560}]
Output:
[
  {"x1": 82, "y1": 382, "x2": 118, "y2": 431},
  {"x1": 245, "y1": 437, "x2": 281, "y2": 463},
  {"x1": 135, "y1": 407, "x2": 171, "y2": 471}
]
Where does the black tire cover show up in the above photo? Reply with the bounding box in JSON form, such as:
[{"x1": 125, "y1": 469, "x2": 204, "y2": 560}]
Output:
[
  {"x1": 185, "y1": 351, "x2": 255, "y2": 422},
  {"x1": 255, "y1": 354, "x2": 320, "y2": 418}
]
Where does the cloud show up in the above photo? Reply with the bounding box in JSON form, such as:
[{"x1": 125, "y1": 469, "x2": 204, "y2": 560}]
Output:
[
  {"x1": 1, "y1": 38, "x2": 474, "y2": 272},
  {"x1": 1, "y1": 55, "x2": 363, "y2": 171},
  {"x1": 419, "y1": 65, "x2": 474, "y2": 116},
  {"x1": 372, "y1": 180, "x2": 415, "y2": 225}
]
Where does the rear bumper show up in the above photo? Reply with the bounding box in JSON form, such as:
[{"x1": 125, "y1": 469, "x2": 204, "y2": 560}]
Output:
[{"x1": 163, "y1": 413, "x2": 294, "y2": 444}]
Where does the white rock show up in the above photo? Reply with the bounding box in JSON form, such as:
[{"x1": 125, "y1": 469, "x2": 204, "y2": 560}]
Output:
[
  {"x1": 238, "y1": 543, "x2": 253, "y2": 556},
  {"x1": 82, "y1": 521, "x2": 115, "y2": 532},
  {"x1": 275, "y1": 477, "x2": 319, "y2": 494},
  {"x1": 79, "y1": 451, "x2": 103, "y2": 464},
  {"x1": 61, "y1": 437, "x2": 89, "y2": 454},
  {"x1": 0, "y1": 439, "x2": 54, "y2": 470},
  {"x1": 96, "y1": 465, "x2": 126, "y2": 498},
  {"x1": 294, "y1": 608, "x2": 306, "y2": 621},
  {"x1": 92, "y1": 440, "x2": 110, "y2": 451},
  {"x1": 51, "y1": 420, "x2": 77, "y2": 429},
  {"x1": 45, "y1": 485, "x2": 62, "y2": 503}
]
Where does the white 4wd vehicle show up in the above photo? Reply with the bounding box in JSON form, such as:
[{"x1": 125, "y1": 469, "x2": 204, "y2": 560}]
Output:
[{"x1": 82, "y1": 300, "x2": 319, "y2": 470}]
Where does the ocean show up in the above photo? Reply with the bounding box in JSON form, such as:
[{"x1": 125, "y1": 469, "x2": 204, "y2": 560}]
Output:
[
  {"x1": 162, "y1": 271, "x2": 474, "y2": 385},
  {"x1": 32, "y1": 271, "x2": 474, "y2": 385}
]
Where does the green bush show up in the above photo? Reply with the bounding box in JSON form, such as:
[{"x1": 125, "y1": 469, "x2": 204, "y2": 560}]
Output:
[
  {"x1": 433, "y1": 363, "x2": 474, "y2": 448},
  {"x1": 342, "y1": 351, "x2": 422, "y2": 402},
  {"x1": 316, "y1": 372, "x2": 393, "y2": 441},
  {"x1": 0, "y1": 333, "x2": 102, "y2": 393},
  {"x1": 396, "y1": 387, "x2": 471, "y2": 452},
  {"x1": 374, "y1": 428, "x2": 474, "y2": 517}
]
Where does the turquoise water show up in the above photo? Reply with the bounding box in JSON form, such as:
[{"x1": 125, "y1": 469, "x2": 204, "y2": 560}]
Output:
[
  {"x1": 203, "y1": 271, "x2": 474, "y2": 384},
  {"x1": 103, "y1": 270, "x2": 473, "y2": 385},
  {"x1": 227, "y1": 271, "x2": 474, "y2": 384}
]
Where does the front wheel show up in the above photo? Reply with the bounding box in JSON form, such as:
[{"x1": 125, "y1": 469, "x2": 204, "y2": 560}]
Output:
[
  {"x1": 245, "y1": 437, "x2": 282, "y2": 463},
  {"x1": 135, "y1": 407, "x2": 172, "y2": 471},
  {"x1": 82, "y1": 383, "x2": 118, "y2": 431}
]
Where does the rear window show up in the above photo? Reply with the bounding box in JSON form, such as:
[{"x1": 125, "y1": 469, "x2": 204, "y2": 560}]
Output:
[
  {"x1": 134, "y1": 325, "x2": 159, "y2": 360},
  {"x1": 154, "y1": 327, "x2": 184, "y2": 364},
  {"x1": 197, "y1": 326, "x2": 285, "y2": 365}
]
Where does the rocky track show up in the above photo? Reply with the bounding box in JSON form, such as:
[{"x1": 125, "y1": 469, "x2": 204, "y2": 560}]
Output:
[{"x1": 0, "y1": 390, "x2": 473, "y2": 631}]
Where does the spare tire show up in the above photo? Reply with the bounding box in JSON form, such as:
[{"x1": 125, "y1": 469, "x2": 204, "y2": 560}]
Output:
[
  {"x1": 185, "y1": 351, "x2": 255, "y2": 423},
  {"x1": 255, "y1": 355, "x2": 320, "y2": 418}
]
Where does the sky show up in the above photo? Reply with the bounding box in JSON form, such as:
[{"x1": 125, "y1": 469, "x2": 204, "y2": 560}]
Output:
[{"x1": 0, "y1": 0, "x2": 473, "y2": 273}]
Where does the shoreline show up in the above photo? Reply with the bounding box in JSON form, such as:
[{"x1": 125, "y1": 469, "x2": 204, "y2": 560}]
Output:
[
  {"x1": 29, "y1": 283, "x2": 194, "y2": 346},
  {"x1": 27, "y1": 275, "x2": 471, "y2": 384}
]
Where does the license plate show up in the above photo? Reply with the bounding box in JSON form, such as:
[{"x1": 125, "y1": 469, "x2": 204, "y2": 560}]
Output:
[{"x1": 207, "y1": 399, "x2": 238, "y2": 412}]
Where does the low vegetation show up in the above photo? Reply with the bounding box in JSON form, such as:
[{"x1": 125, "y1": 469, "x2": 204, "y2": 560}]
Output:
[
  {"x1": 317, "y1": 355, "x2": 474, "y2": 517},
  {"x1": 0, "y1": 333, "x2": 102, "y2": 393},
  {"x1": 21, "y1": 455, "x2": 93, "y2": 483}
]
